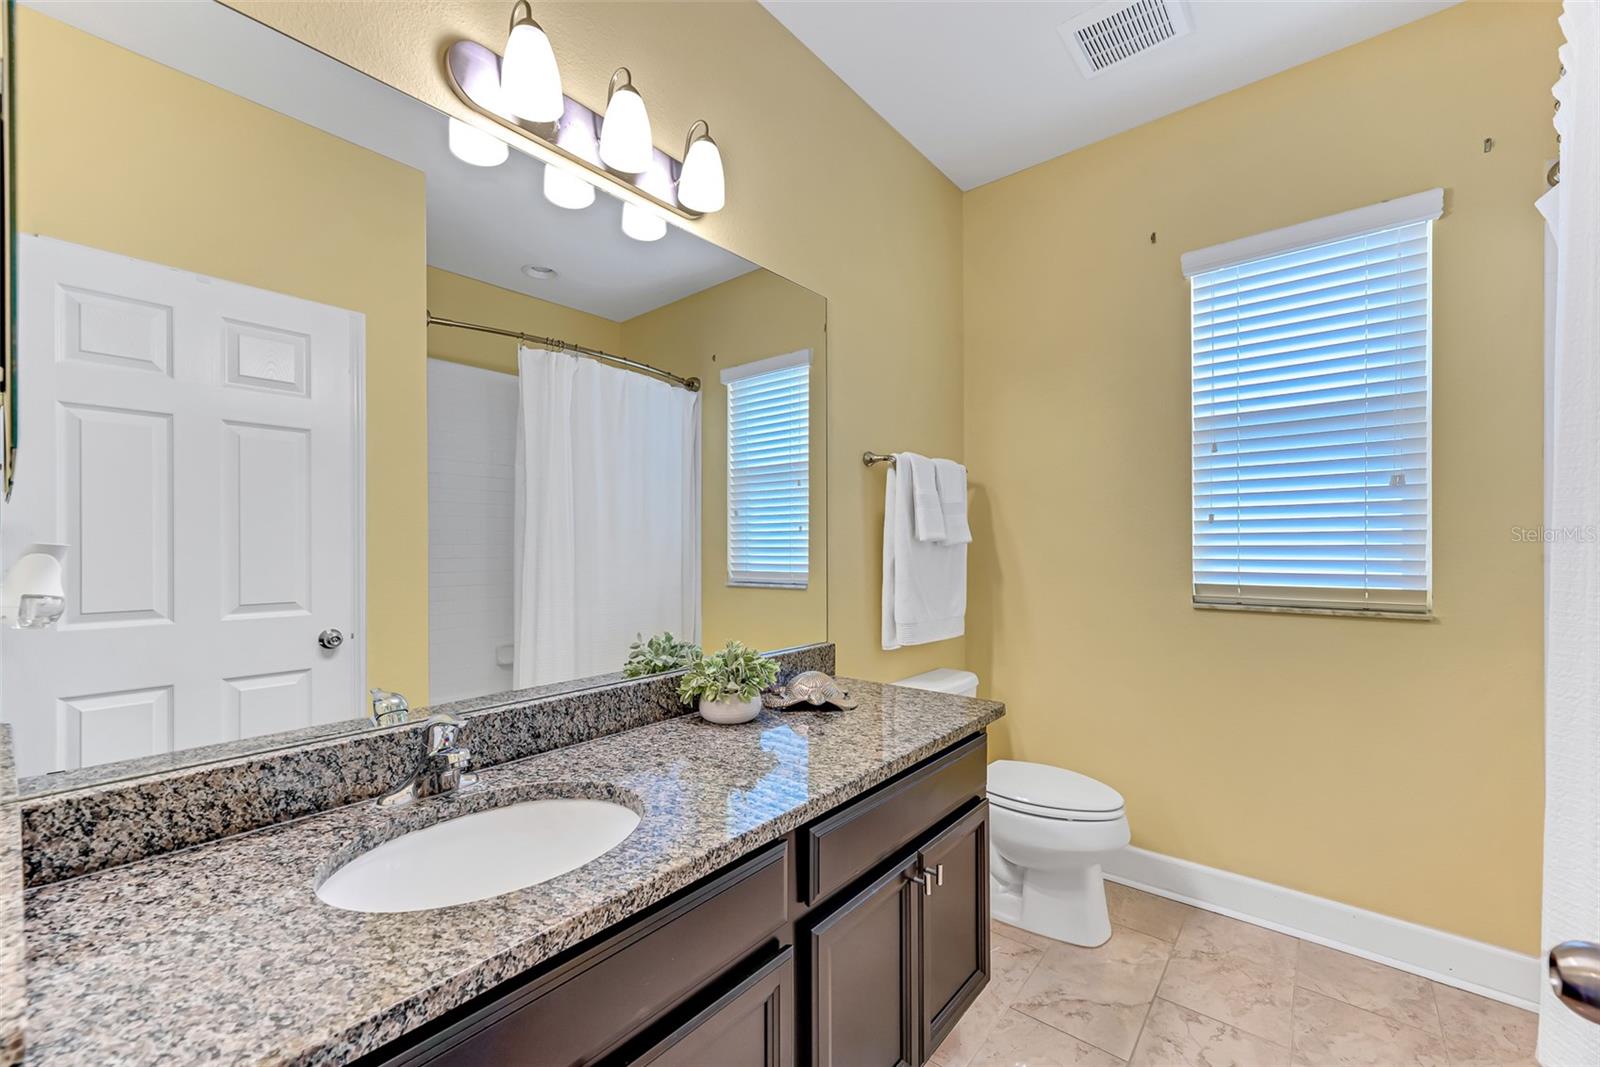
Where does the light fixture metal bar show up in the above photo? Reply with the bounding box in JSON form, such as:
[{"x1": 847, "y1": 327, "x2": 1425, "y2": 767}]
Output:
[
  {"x1": 427, "y1": 312, "x2": 701, "y2": 391},
  {"x1": 442, "y1": 39, "x2": 697, "y2": 220}
]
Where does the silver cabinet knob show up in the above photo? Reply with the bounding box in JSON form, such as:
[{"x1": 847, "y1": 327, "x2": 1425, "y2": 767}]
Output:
[
  {"x1": 1551, "y1": 940, "x2": 1600, "y2": 1023},
  {"x1": 317, "y1": 628, "x2": 344, "y2": 650}
]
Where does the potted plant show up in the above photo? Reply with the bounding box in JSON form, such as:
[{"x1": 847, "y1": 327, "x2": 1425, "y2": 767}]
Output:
[
  {"x1": 678, "y1": 640, "x2": 779, "y2": 724},
  {"x1": 623, "y1": 631, "x2": 701, "y2": 678}
]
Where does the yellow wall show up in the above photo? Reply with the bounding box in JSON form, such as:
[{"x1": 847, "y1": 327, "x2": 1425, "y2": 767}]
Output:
[
  {"x1": 14, "y1": 7, "x2": 431, "y2": 703},
  {"x1": 48, "y1": 0, "x2": 1546, "y2": 951},
  {"x1": 622, "y1": 269, "x2": 828, "y2": 652},
  {"x1": 964, "y1": 1, "x2": 1557, "y2": 953},
  {"x1": 427, "y1": 266, "x2": 622, "y2": 375},
  {"x1": 228, "y1": 0, "x2": 968, "y2": 686}
]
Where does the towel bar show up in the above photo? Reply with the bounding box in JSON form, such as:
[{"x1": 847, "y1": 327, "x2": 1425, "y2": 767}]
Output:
[{"x1": 862, "y1": 451, "x2": 896, "y2": 467}]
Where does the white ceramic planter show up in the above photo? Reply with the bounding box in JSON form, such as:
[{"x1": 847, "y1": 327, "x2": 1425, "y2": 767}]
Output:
[{"x1": 698, "y1": 696, "x2": 761, "y2": 725}]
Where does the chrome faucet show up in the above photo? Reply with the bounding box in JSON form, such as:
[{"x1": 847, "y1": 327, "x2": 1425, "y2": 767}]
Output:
[{"x1": 376, "y1": 712, "x2": 481, "y2": 808}]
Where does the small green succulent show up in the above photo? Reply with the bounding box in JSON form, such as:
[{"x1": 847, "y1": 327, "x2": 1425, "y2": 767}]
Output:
[
  {"x1": 623, "y1": 632, "x2": 702, "y2": 678},
  {"x1": 678, "y1": 640, "x2": 779, "y2": 705}
]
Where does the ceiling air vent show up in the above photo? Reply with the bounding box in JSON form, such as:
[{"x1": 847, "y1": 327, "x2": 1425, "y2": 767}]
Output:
[{"x1": 1058, "y1": 0, "x2": 1193, "y2": 79}]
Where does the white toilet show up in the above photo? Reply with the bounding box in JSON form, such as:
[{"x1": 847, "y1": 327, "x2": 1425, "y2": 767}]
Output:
[{"x1": 893, "y1": 669, "x2": 1131, "y2": 948}]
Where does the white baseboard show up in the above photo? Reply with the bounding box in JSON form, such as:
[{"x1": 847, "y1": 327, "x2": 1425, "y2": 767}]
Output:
[{"x1": 1102, "y1": 846, "x2": 1542, "y2": 1012}]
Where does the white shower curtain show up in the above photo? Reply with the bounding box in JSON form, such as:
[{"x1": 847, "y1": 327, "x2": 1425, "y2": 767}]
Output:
[
  {"x1": 1540, "y1": 4, "x2": 1600, "y2": 1064},
  {"x1": 511, "y1": 347, "x2": 701, "y2": 688}
]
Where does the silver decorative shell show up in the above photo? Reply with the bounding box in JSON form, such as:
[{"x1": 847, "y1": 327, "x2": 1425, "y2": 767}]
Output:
[{"x1": 762, "y1": 671, "x2": 858, "y2": 710}]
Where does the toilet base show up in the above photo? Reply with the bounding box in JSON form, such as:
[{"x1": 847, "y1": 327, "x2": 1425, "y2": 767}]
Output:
[{"x1": 990, "y1": 862, "x2": 1112, "y2": 948}]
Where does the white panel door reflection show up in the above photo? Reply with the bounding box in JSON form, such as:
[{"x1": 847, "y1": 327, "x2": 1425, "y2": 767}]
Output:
[{"x1": 2, "y1": 237, "x2": 363, "y2": 778}]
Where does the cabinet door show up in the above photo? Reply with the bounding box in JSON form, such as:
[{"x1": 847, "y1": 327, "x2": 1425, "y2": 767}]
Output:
[
  {"x1": 918, "y1": 802, "x2": 990, "y2": 1057},
  {"x1": 808, "y1": 855, "x2": 921, "y2": 1067},
  {"x1": 629, "y1": 948, "x2": 794, "y2": 1067}
]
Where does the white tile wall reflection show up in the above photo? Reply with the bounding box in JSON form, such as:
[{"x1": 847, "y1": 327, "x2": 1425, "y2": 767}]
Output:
[{"x1": 426, "y1": 359, "x2": 518, "y2": 702}]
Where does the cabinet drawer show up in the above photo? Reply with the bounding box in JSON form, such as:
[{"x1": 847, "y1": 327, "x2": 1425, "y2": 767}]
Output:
[
  {"x1": 380, "y1": 841, "x2": 791, "y2": 1067},
  {"x1": 801, "y1": 733, "x2": 986, "y2": 905},
  {"x1": 619, "y1": 947, "x2": 795, "y2": 1067}
]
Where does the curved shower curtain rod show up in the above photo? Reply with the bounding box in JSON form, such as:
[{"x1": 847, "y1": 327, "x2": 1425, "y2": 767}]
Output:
[{"x1": 426, "y1": 312, "x2": 701, "y2": 391}]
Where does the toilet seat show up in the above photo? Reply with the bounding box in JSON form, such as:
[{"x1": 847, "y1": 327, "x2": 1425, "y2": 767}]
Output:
[
  {"x1": 988, "y1": 793, "x2": 1125, "y2": 822},
  {"x1": 987, "y1": 760, "x2": 1125, "y2": 822}
]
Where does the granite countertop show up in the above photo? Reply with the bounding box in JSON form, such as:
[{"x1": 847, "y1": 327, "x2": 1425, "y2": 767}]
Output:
[
  {"x1": 20, "y1": 680, "x2": 1003, "y2": 1066},
  {"x1": 1, "y1": 727, "x2": 23, "y2": 1067}
]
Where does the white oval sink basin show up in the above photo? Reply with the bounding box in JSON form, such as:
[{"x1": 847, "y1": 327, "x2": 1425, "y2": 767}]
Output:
[{"x1": 317, "y1": 798, "x2": 641, "y2": 913}]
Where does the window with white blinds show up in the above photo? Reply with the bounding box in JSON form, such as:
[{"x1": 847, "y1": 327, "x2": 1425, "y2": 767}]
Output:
[
  {"x1": 1184, "y1": 189, "x2": 1441, "y2": 616},
  {"x1": 722, "y1": 349, "x2": 811, "y2": 589}
]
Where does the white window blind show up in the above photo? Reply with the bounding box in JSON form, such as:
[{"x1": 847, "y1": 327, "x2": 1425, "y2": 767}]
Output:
[
  {"x1": 1186, "y1": 190, "x2": 1441, "y2": 616},
  {"x1": 723, "y1": 349, "x2": 811, "y2": 588}
]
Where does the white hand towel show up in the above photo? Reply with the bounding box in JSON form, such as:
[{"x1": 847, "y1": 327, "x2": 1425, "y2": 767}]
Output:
[
  {"x1": 932, "y1": 458, "x2": 972, "y2": 545},
  {"x1": 905, "y1": 452, "x2": 947, "y2": 543},
  {"x1": 883, "y1": 455, "x2": 966, "y2": 649}
]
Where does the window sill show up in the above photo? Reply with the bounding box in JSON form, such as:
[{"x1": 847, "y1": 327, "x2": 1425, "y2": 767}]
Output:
[
  {"x1": 728, "y1": 579, "x2": 808, "y2": 591},
  {"x1": 1193, "y1": 601, "x2": 1435, "y2": 622}
]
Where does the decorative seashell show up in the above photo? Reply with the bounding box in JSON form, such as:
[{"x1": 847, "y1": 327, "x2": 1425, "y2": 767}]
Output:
[{"x1": 762, "y1": 671, "x2": 858, "y2": 711}]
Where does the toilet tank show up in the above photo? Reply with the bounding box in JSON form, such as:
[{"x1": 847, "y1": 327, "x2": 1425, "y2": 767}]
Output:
[{"x1": 892, "y1": 668, "x2": 979, "y2": 698}]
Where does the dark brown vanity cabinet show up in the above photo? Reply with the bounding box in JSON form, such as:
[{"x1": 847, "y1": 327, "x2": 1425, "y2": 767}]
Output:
[
  {"x1": 807, "y1": 801, "x2": 990, "y2": 1067},
  {"x1": 367, "y1": 733, "x2": 990, "y2": 1067},
  {"x1": 915, "y1": 802, "x2": 990, "y2": 1056},
  {"x1": 808, "y1": 855, "x2": 922, "y2": 1067}
]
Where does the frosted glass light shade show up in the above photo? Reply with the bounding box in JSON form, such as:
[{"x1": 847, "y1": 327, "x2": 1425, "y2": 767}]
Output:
[
  {"x1": 501, "y1": 18, "x2": 563, "y2": 122},
  {"x1": 599, "y1": 85, "x2": 652, "y2": 173},
  {"x1": 543, "y1": 163, "x2": 596, "y2": 210},
  {"x1": 447, "y1": 118, "x2": 509, "y2": 167},
  {"x1": 621, "y1": 202, "x2": 667, "y2": 242},
  {"x1": 677, "y1": 135, "x2": 725, "y2": 213}
]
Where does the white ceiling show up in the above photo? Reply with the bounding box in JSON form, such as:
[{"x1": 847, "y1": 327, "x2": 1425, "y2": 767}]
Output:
[
  {"x1": 23, "y1": 0, "x2": 758, "y2": 321},
  {"x1": 761, "y1": 0, "x2": 1457, "y2": 190}
]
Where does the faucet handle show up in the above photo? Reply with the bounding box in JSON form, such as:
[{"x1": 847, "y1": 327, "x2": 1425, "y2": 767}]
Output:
[
  {"x1": 425, "y1": 712, "x2": 465, "y2": 752},
  {"x1": 370, "y1": 688, "x2": 411, "y2": 727}
]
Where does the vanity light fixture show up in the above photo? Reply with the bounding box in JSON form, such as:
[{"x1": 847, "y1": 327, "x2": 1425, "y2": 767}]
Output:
[
  {"x1": 621, "y1": 201, "x2": 667, "y2": 242},
  {"x1": 544, "y1": 164, "x2": 596, "y2": 209},
  {"x1": 500, "y1": 1, "x2": 564, "y2": 123},
  {"x1": 598, "y1": 68, "x2": 653, "y2": 173},
  {"x1": 443, "y1": 39, "x2": 720, "y2": 220},
  {"x1": 543, "y1": 106, "x2": 599, "y2": 209},
  {"x1": 676, "y1": 120, "x2": 725, "y2": 214},
  {"x1": 447, "y1": 117, "x2": 509, "y2": 167}
]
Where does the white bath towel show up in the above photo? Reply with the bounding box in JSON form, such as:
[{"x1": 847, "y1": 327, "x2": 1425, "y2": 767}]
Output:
[
  {"x1": 905, "y1": 452, "x2": 947, "y2": 543},
  {"x1": 933, "y1": 458, "x2": 972, "y2": 545},
  {"x1": 883, "y1": 455, "x2": 966, "y2": 649}
]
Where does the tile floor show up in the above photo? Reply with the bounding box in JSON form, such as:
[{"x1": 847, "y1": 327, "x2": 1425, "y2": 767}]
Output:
[{"x1": 930, "y1": 883, "x2": 1539, "y2": 1067}]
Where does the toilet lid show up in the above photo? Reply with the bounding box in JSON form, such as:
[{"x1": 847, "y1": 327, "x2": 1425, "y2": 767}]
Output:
[{"x1": 987, "y1": 760, "x2": 1124, "y2": 815}]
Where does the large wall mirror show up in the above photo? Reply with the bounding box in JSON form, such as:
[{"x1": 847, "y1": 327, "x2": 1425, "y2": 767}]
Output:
[{"x1": 1, "y1": 0, "x2": 827, "y2": 788}]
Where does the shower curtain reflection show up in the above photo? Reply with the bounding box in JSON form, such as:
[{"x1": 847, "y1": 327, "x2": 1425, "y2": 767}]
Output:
[{"x1": 512, "y1": 346, "x2": 702, "y2": 687}]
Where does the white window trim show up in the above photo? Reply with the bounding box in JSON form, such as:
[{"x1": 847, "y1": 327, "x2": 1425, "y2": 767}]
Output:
[
  {"x1": 724, "y1": 348, "x2": 812, "y2": 590},
  {"x1": 719, "y1": 346, "x2": 812, "y2": 385},
  {"x1": 1181, "y1": 188, "x2": 1444, "y2": 278},
  {"x1": 1185, "y1": 190, "x2": 1444, "y2": 619}
]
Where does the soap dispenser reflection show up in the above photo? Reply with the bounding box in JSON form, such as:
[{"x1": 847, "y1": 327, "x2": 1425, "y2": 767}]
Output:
[{"x1": 2, "y1": 544, "x2": 67, "y2": 629}]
